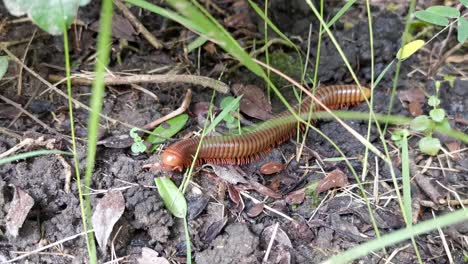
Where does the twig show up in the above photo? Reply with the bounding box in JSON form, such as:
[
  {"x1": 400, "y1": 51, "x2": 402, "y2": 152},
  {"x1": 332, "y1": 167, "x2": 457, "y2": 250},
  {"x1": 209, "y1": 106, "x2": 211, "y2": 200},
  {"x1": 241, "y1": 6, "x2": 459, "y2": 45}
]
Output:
[
  {"x1": 142, "y1": 89, "x2": 192, "y2": 130},
  {"x1": 4, "y1": 230, "x2": 93, "y2": 263},
  {"x1": 0, "y1": 46, "x2": 148, "y2": 132},
  {"x1": 48, "y1": 73, "x2": 229, "y2": 93},
  {"x1": 8, "y1": 85, "x2": 41, "y2": 128},
  {"x1": 0, "y1": 138, "x2": 34, "y2": 159},
  {"x1": 263, "y1": 222, "x2": 279, "y2": 263},
  {"x1": 57, "y1": 155, "x2": 72, "y2": 193},
  {"x1": 240, "y1": 192, "x2": 295, "y2": 222},
  {"x1": 0, "y1": 94, "x2": 61, "y2": 136},
  {"x1": 17, "y1": 29, "x2": 36, "y2": 95},
  {"x1": 113, "y1": 0, "x2": 163, "y2": 49}
]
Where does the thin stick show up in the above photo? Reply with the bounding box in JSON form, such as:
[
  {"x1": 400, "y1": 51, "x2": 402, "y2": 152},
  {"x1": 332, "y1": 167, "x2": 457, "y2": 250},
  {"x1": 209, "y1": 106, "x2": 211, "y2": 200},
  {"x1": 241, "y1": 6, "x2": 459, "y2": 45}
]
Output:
[
  {"x1": 142, "y1": 89, "x2": 192, "y2": 130},
  {"x1": 48, "y1": 73, "x2": 229, "y2": 93},
  {"x1": 4, "y1": 230, "x2": 93, "y2": 263},
  {"x1": 0, "y1": 94, "x2": 60, "y2": 136},
  {"x1": 263, "y1": 222, "x2": 279, "y2": 263},
  {"x1": 17, "y1": 29, "x2": 37, "y2": 95},
  {"x1": 113, "y1": 0, "x2": 163, "y2": 49}
]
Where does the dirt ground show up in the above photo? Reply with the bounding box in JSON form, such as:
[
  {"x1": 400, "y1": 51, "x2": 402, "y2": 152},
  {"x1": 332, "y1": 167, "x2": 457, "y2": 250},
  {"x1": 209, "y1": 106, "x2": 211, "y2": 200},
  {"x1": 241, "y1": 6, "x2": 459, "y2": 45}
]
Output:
[{"x1": 0, "y1": 1, "x2": 467, "y2": 263}]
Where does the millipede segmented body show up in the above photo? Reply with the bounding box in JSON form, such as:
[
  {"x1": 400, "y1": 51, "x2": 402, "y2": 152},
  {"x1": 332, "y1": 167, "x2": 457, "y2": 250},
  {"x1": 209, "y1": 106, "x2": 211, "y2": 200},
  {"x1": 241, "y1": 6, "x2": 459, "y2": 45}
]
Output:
[{"x1": 161, "y1": 85, "x2": 371, "y2": 171}]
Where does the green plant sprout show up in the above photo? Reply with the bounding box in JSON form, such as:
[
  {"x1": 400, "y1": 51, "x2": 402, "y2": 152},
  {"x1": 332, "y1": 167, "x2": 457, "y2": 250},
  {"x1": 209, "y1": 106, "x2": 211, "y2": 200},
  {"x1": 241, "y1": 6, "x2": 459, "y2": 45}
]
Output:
[
  {"x1": 408, "y1": 81, "x2": 449, "y2": 156},
  {"x1": 220, "y1": 96, "x2": 241, "y2": 131},
  {"x1": 129, "y1": 128, "x2": 147, "y2": 154},
  {"x1": 414, "y1": 2, "x2": 468, "y2": 43}
]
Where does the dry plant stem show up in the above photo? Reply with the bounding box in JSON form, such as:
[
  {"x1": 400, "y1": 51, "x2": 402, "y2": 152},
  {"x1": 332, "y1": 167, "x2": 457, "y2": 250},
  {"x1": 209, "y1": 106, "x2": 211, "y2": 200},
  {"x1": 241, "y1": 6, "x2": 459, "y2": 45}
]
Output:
[
  {"x1": 130, "y1": 84, "x2": 159, "y2": 101},
  {"x1": 4, "y1": 230, "x2": 93, "y2": 263},
  {"x1": 0, "y1": 46, "x2": 149, "y2": 132},
  {"x1": 113, "y1": 0, "x2": 163, "y2": 49},
  {"x1": 142, "y1": 89, "x2": 192, "y2": 130},
  {"x1": 429, "y1": 42, "x2": 463, "y2": 76},
  {"x1": 17, "y1": 29, "x2": 37, "y2": 95},
  {"x1": 0, "y1": 138, "x2": 34, "y2": 159},
  {"x1": 240, "y1": 192, "x2": 295, "y2": 222},
  {"x1": 48, "y1": 73, "x2": 230, "y2": 93},
  {"x1": 0, "y1": 94, "x2": 61, "y2": 136},
  {"x1": 57, "y1": 155, "x2": 72, "y2": 193},
  {"x1": 263, "y1": 222, "x2": 279, "y2": 263},
  {"x1": 0, "y1": 127, "x2": 22, "y2": 140}
]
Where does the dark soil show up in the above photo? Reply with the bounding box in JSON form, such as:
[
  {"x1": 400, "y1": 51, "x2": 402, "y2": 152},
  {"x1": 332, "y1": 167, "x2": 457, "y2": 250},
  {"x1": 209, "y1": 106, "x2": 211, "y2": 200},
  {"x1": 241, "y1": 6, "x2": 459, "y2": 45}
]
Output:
[{"x1": 1, "y1": 1, "x2": 467, "y2": 264}]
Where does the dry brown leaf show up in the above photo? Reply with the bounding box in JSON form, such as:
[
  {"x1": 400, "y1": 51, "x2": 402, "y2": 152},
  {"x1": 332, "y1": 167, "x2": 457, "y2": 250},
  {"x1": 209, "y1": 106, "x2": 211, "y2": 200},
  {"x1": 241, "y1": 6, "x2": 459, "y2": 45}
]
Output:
[
  {"x1": 408, "y1": 101, "x2": 423, "y2": 116},
  {"x1": 92, "y1": 191, "x2": 125, "y2": 253},
  {"x1": 232, "y1": 83, "x2": 273, "y2": 120},
  {"x1": 316, "y1": 169, "x2": 349, "y2": 194},
  {"x1": 445, "y1": 141, "x2": 461, "y2": 160},
  {"x1": 246, "y1": 203, "x2": 264, "y2": 217},
  {"x1": 260, "y1": 162, "x2": 286, "y2": 175},
  {"x1": 398, "y1": 88, "x2": 426, "y2": 103},
  {"x1": 6, "y1": 185, "x2": 34, "y2": 238},
  {"x1": 285, "y1": 188, "x2": 306, "y2": 205}
]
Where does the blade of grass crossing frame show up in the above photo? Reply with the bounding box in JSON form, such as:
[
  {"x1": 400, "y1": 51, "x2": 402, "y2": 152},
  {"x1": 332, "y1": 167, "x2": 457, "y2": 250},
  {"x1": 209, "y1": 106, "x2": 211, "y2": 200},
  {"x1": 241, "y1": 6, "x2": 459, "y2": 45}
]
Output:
[{"x1": 82, "y1": 0, "x2": 113, "y2": 262}]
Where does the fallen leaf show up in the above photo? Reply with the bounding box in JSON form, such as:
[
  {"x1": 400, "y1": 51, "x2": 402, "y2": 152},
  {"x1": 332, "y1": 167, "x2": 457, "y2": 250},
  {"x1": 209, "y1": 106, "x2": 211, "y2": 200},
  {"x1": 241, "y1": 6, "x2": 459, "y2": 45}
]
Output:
[
  {"x1": 445, "y1": 141, "x2": 461, "y2": 160},
  {"x1": 91, "y1": 13, "x2": 136, "y2": 41},
  {"x1": 92, "y1": 191, "x2": 125, "y2": 253},
  {"x1": 316, "y1": 169, "x2": 349, "y2": 194},
  {"x1": 246, "y1": 203, "x2": 264, "y2": 217},
  {"x1": 248, "y1": 180, "x2": 282, "y2": 199},
  {"x1": 232, "y1": 83, "x2": 273, "y2": 120},
  {"x1": 408, "y1": 101, "x2": 423, "y2": 116},
  {"x1": 260, "y1": 162, "x2": 286, "y2": 175},
  {"x1": 227, "y1": 184, "x2": 242, "y2": 206},
  {"x1": 202, "y1": 218, "x2": 228, "y2": 243},
  {"x1": 398, "y1": 88, "x2": 426, "y2": 103},
  {"x1": 6, "y1": 185, "x2": 34, "y2": 237},
  {"x1": 284, "y1": 188, "x2": 305, "y2": 205},
  {"x1": 398, "y1": 88, "x2": 426, "y2": 117},
  {"x1": 203, "y1": 42, "x2": 217, "y2": 54},
  {"x1": 137, "y1": 247, "x2": 170, "y2": 264}
]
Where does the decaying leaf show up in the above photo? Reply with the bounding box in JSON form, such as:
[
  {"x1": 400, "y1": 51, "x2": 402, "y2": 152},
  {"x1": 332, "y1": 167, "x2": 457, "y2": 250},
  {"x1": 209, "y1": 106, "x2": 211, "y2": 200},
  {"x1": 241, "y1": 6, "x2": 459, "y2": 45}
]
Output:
[
  {"x1": 205, "y1": 164, "x2": 248, "y2": 185},
  {"x1": 284, "y1": 188, "x2": 305, "y2": 205},
  {"x1": 398, "y1": 88, "x2": 426, "y2": 117},
  {"x1": 260, "y1": 162, "x2": 286, "y2": 175},
  {"x1": 316, "y1": 169, "x2": 349, "y2": 194},
  {"x1": 232, "y1": 83, "x2": 273, "y2": 120},
  {"x1": 92, "y1": 191, "x2": 125, "y2": 253},
  {"x1": 246, "y1": 203, "x2": 264, "y2": 217},
  {"x1": 445, "y1": 141, "x2": 461, "y2": 160},
  {"x1": 137, "y1": 247, "x2": 170, "y2": 264},
  {"x1": 6, "y1": 185, "x2": 34, "y2": 237}
]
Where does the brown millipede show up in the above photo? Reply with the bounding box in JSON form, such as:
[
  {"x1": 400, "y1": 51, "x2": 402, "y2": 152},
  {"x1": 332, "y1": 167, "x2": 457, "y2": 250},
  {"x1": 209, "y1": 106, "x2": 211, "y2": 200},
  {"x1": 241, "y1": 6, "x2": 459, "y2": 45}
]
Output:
[{"x1": 161, "y1": 85, "x2": 371, "y2": 171}]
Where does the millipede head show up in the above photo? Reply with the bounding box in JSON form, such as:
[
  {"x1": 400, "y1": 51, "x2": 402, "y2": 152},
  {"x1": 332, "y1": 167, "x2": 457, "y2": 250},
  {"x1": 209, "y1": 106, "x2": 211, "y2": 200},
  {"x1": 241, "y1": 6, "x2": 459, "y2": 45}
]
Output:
[{"x1": 161, "y1": 148, "x2": 185, "y2": 172}]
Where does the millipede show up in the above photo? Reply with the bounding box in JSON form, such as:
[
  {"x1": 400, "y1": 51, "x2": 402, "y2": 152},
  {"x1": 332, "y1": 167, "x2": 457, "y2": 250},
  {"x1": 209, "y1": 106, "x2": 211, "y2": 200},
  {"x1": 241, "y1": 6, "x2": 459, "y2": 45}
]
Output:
[{"x1": 161, "y1": 85, "x2": 371, "y2": 171}]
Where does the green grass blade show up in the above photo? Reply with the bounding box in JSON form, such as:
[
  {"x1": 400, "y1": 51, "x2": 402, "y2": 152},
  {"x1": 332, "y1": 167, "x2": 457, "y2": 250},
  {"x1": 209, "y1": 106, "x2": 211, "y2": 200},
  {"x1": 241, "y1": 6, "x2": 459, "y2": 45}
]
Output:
[
  {"x1": 322, "y1": 208, "x2": 468, "y2": 264},
  {"x1": 0, "y1": 150, "x2": 72, "y2": 166},
  {"x1": 324, "y1": 0, "x2": 357, "y2": 31},
  {"x1": 81, "y1": 0, "x2": 113, "y2": 262},
  {"x1": 205, "y1": 96, "x2": 242, "y2": 134}
]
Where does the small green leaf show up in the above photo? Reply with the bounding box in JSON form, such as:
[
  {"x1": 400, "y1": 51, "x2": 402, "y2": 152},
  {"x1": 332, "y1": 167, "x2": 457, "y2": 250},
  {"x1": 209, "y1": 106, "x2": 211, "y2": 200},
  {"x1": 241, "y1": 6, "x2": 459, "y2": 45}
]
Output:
[
  {"x1": 430, "y1": 108, "x2": 446, "y2": 122},
  {"x1": 419, "y1": 136, "x2": 441, "y2": 156},
  {"x1": 130, "y1": 127, "x2": 140, "y2": 138},
  {"x1": 443, "y1": 75, "x2": 456, "y2": 87},
  {"x1": 410, "y1": 115, "x2": 431, "y2": 132},
  {"x1": 458, "y1": 17, "x2": 468, "y2": 44},
  {"x1": 131, "y1": 141, "x2": 147, "y2": 154},
  {"x1": 3, "y1": 0, "x2": 90, "y2": 35},
  {"x1": 147, "y1": 114, "x2": 189, "y2": 152},
  {"x1": 206, "y1": 96, "x2": 242, "y2": 134},
  {"x1": 461, "y1": 0, "x2": 468, "y2": 7},
  {"x1": 187, "y1": 36, "x2": 208, "y2": 53},
  {"x1": 435, "y1": 80, "x2": 441, "y2": 92},
  {"x1": 426, "y1": 6, "x2": 460, "y2": 18},
  {"x1": 154, "y1": 177, "x2": 187, "y2": 218},
  {"x1": 428, "y1": 96, "x2": 441, "y2": 107},
  {"x1": 414, "y1": 10, "x2": 449, "y2": 26},
  {"x1": 396, "y1": 39, "x2": 425, "y2": 60},
  {"x1": 0, "y1": 56, "x2": 8, "y2": 80}
]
